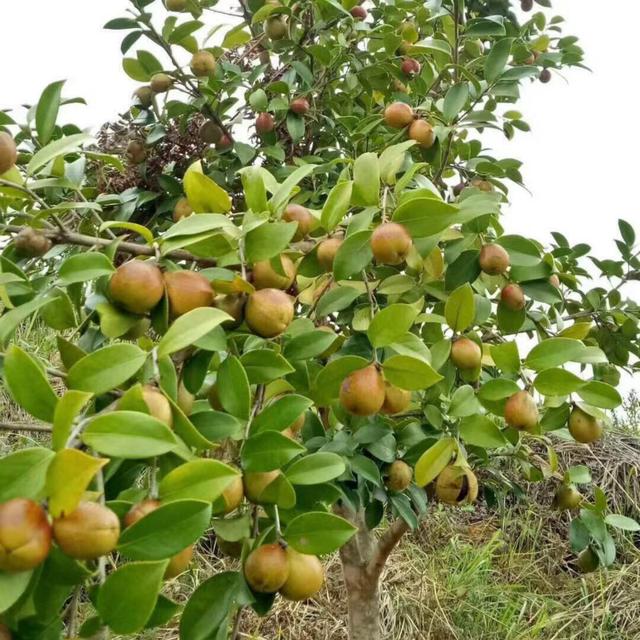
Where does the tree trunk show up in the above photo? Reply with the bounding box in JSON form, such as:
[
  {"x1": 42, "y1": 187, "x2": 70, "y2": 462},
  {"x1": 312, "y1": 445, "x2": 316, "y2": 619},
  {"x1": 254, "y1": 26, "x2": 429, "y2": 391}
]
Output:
[{"x1": 341, "y1": 560, "x2": 381, "y2": 640}]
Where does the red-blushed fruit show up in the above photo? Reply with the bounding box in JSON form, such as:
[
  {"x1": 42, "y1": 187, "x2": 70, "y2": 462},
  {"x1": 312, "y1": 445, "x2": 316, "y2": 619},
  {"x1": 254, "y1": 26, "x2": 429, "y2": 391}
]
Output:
[
  {"x1": 0, "y1": 131, "x2": 18, "y2": 174},
  {"x1": 386, "y1": 460, "x2": 413, "y2": 492},
  {"x1": 243, "y1": 470, "x2": 281, "y2": 504},
  {"x1": 165, "y1": 545, "x2": 194, "y2": 579},
  {"x1": 245, "y1": 288, "x2": 294, "y2": 338},
  {"x1": 435, "y1": 466, "x2": 478, "y2": 505},
  {"x1": 252, "y1": 255, "x2": 296, "y2": 290},
  {"x1": 339, "y1": 364, "x2": 385, "y2": 416},
  {"x1": 568, "y1": 407, "x2": 603, "y2": 444},
  {"x1": 220, "y1": 475, "x2": 244, "y2": 514},
  {"x1": 453, "y1": 182, "x2": 466, "y2": 196},
  {"x1": 141, "y1": 385, "x2": 173, "y2": 428},
  {"x1": 549, "y1": 273, "x2": 561, "y2": 288},
  {"x1": 401, "y1": 58, "x2": 421, "y2": 76},
  {"x1": 150, "y1": 73, "x2": 173, "y2": 93},
  {"x1": 279, "y1": 549, "x2": 324, "y2": 601},
  {"x1": 216, "y1": 133, "x2": 233, "y2": 151},
  {"x1": 381, "y1": 382, "x2": 411, "y2": 415},
  {"x1": 53, "y1": 502, "x2": 120, "y2": 560},
  {"x1": 501, "y1": 283, "x2": 526, "y2": 311},
  {"x1": 126, "y1": 140, "x2": 146, "y2": 164},
  {"x1": 539, "y1": 68, "x2": 552, "y2": 83},
  {"x1": 450, "y1": 337, "x2": 482, "y2": 370},
  {"x1": 317, "y1": 237, "x2": 343, "y2": 271},
  {"x1": 283, "y1": 203, "x2": 314, "y2": 240},
  {"x1": 109, "y1": 260, "x2": 164, "y2": 315},
  {"x1": 133, "y1": 86, "x2": 153, "y2": 108},
  {"x1": 164, "y1": 270, "x2": 215, "y2": 317},
  {"x1": 408, "y1": 119, "x2": 435, "y2": 148},
  {"x1": 554, "y1": 485, "x2": 582, "y2": 510},
  {"x1": 244, "y1": 543, "x2": 290, "y2": 593},
  {"x1": 479, "y1": 244, "x2": 510, "y2": 276},
  {"x1": 0, "y1": 498, "x2": 52, "y2": 572},
  {"x1": 350, "y1": 5, "x2": 367, "y2": 19},
  {"x1": 289, "y1": 98, "x2": 310, "y2": 115},
  {"x1": 173, "y1": 197, "x2": 193, "y2": 222},
  {"x1": 190, "y1": 50, "x2": 216, "y2": 77},
  {"x1": 371, "y1": 222, "x2": 412, "y2": 265},
  {"x1": 504, "y1": 391, "x2": 539, "y2": 431},
  {"x1": 384, "y1": 102, "x2": 414, "y2": 129},
  {"x1": 256, "y1": 112, "x2": 275, "y2": 135},
  {"x1": 123, "y1": 499, "x2": 160, "y2": 528}
]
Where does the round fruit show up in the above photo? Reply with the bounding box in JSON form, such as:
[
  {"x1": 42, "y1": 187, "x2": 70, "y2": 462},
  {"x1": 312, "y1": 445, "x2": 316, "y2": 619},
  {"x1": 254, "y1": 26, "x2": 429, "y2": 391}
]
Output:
[
  {"x1": 126, "y1": 140, "x2": 146, "y2": 164},
  {"x1": 350, "y1": 5, "x2": 366, "y2": 19},
  {"x1": 479, "y1": 244, "x2": 510, "y2": 276},
  {"x1": 173, "y1": 197, "x2": 193, "y2": 222},
  {"x1": 471, "y1": 178, "x2": 493, "y2": 192},
  {"x1": 401, "y1": 58, "x2": 421, "y2": 76},
  {"x1": 549, "y1": 274, "x2": 561, "y2": 288},
  {"x1": 177, "y1": 380, "x2": 195, "y2": 415},
  {"x1": 199, "y1": 121, "x2": 223, "y2": 144},
  {"x1": 289, "y1": 98, "x2": 310, "y2": 115},
  {"x1": 408, "y1": 119, "x2": 435, "y2": 148},
  {"x1": 0, "y1": 132, "x2": 18, "y2": 174},
  {"x1": 555, "y1": 485, "x2": 582, "y2": 510},
  {"x1": 435, "y1": 466, "x2": 479, "y2": 505},
  {"x1": 386, "y1": 460, "x2": 413, "y2": 492},
  {"x1": 317, "y1": 237, "x2": 343, "y2": 271},
  {"x1": 576, "y1": 547, "x2": 599, "y2": 573},
  {"x1": 243, "y1": 470, "x2": 280, "y2": 503},
  {"x1": 150, "y1": 73, "x2": 173, "y2": 93},
  {"x1": 453, "y1": 182, "x2": 466, "y2": 196},
  {"x1": 213, "y1": 293, "x2": 246, "y2": 328},
  {"x1": 279, "y1": 549, "x2": 324, "y2": 601},
  {"x1": 256, "y1": 112, "x2": 276, "y2": 135},
  {"x1": 166, "y1": 0, "x2": 188, "y2": 10},
  {"x1": 371, "y1": 222, "x2": 412, "y2": 265},
  {"x1": 221, "y1": 475, "x2": 244, "y2": 514},
  {"x1": 190, "y1": 51, "x2": 217, "y2": 77},
  {"x1": 244, "y1": 543, "x2": 289, "y2": 593},
  {"x1": 501, "y1": 283, "x2": 526, "y2": 311},
  {"x1": 208, "y1": 384, "x2": 222, "y2": 411},
  {"x1": 164, "y1": 270, "x2": 215, "y2": 317},
  {"x1": 450, "y1": 337, "x2": 482, "y2": 370},
  {"x1": 504, "y1": 391, "x2": 539, "y2": 431},
  {"x1": 13, "y1": 227, "x2": 52, "y2": 258},
  {"x1": 123, "y1": 499, "x2": 160, "y2": 528},
  {"x1": 133, "y1": 87, "x2": 153, "y2": 108},
  {"x1": 339, "y1": 364, "x2": 385, "y2": 416},
  {"x1": 216, "y1": 134, "x2": 234, "y2": 151},
  {"x1": 521, "y1": 0, "x2": 533, "y2": 11},
  {"x1": 109, "y1": 260, "x2": 164, "y2": 315},
  {"x1": 141, "y1": 385, "x2": 173, "y2": 428},
  {"x1": 539, "y1": 69, "x2": 552, "y2": 83},
  {"x1": 400, "y1": 20, "x2": 419, "y2": 44},
  {"x1": 0, "y1": 498, "x2": 52, "y2": 572},
  {"x1": 283, "y1": 203, "x2": 314, "y2": 240},
  {"x1": 245, "y1": 288, "x2": 294, "y2": 338},
  {"x1": 265, "y1": 16, "x2": 288, "y2": 40},
  {"x1": 568, "y1": 407, "x2": 603, "y2": 444},
  {"x1": 165, "y1": 545, "x2": 194, "y2": 579},
  {"x1": 381, "y1": 383, "x2": 411, "y2": 415},
  {"x1": 252, "y1": 255, "x2": 296, "y2": 290},
  {"x1": 384, "y1": 102, "x2": 414, "y2": 129},
  {"x1": 53, "y1": 502, "x2": 120, "y2": 560}
]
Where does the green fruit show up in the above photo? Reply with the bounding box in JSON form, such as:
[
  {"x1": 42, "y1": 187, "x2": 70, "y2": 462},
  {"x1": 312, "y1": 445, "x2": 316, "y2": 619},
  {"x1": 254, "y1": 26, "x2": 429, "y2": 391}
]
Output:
[
  {"x1": 568, "y1": 407, "x2": 603, "y2": 444},
  {"x1": 265, "y1": 16, "x2": 288, "y2": 40},
  {"x1": 279, "y1": 549, "x2": 324, "y2": 601},
  {"x1": 190, "y1": 51, "x2": 216, "y2": 77},
  {"x1": 133, "y1": 86, "x2": 153, "y2": 108},
  {"x1": 386, "y1": 460, "x2": 413, "y2": 492},
  {"x1": 173, "y1": 197, "x2": 193, "y2": 222},
  {"x1": 554, "y1": 485, "x2": 582, "y2": 510},
  {"x1": 243, "y1": 470, "x2": 280, "y2": 503},
  {"x1": 576, "y1": 547, "x2": 599, "y2": 573},
  {"x1": 150, "y1": 73, "x2": 173, "y2": 93}
]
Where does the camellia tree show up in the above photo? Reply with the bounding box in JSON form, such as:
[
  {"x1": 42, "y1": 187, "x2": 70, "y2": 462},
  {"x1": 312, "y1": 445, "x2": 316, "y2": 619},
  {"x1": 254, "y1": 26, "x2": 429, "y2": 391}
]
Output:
[{"x1": 0, "y1": 0, "x2": 639, "y2": 638}]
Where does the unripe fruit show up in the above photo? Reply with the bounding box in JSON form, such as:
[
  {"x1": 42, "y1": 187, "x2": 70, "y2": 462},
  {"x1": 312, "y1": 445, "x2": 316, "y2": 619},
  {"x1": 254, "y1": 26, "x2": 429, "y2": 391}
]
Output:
[
  {"x1": 463, "y1": 39, "x2": 484, "y2": 58},
  {"x1": 177, "y1": 380, "x2": 195, "y2": 415},
  {"x1": 0, "y1": 499, "x2": 52, "y2": 572},
  {"x1": 166, "y1": 0, "x2": 188, "y2": 10},
  {"x1": 504, "y1": 391, "x2": 539, "y2": 431},
  {"x1": 199, "y1": 121, "x2": 223, "y2": 144},
  {"x1": 173, "y1": 197, "x2": 193, "y2": 222},
  {"x1": 381, "y1": 383, "x2": 411, "y2": 415},
  {"x1": 123, "y1": 499, "x2": 160, "y2": 528},
  {"x1": 401, "y1": 58, "x2": 421, "y2": 76},
  {"x1": 384, "y1": 102, "x2": 414, "y2": 129},
  {"x1": 317, "y1": 237, "x2": 343, "y2": 271},
  {"x1": 190, "y1": 51, "x2": 217, "y2": 77},
  {"x1": 0, "y1": 131, "x2": 18, "y2": 174},
  {"x1": 555, "y1": 485, "x2": 582, "y2": 510},
  {"x1": 243, "y1": 470, "x2": 280, "y2": 503},
  {"x1": 392, "y1": 79, "x2": 408, "y2": 94},
  {"x1": 339, "y1": 364, "x2": 385, "y2": 416},
  {"x1": 126, "y1": 140, "x2": 146, "y2": 164},
  {"x1": 471, "y1": 178, "x2": 493, "y2": 192},
  {"x1": 435, "y1": 466, "x2": 478, "y2": 505},
  {"x1": 245, "y1": 288, "x2": 294, "y2": 338},
  {"x1": 371, "y1": 222, "x2": 412, "y2": 265},
  {"x1": 109, "y1": 260, "x2": 164, "y2": 315},
  {"x1": 283, "y1": 203, "x2": 314, "y2": 240},
  {"x1": 479, "y1": 244, "x2": 510, "y2": 276},
  {"x1": 576, "y1": 547, "x2": 599, "y2": 573},
  {"x1": 521, "y1": 0, "x2": 533, "y2": 11},
  {"x1": 289, "y1": 98, "x2": 310, "y2": 115},
  {"x1": 568, "y1": 407, "x2": 603, "y2": 444},
  {"x1": 256, "y1": 112, "x2": 275, "y2": 135},
  {"x1": 13, "y1": 227, "x2": 52, "y2": 258},
  {"x1": 400, "y1": 20, "x2": 419, "y2": 44},
  {"x1": 164, "y1": 270, "x2": 215, "y2": 317},
  {"x1": 164, "y1": 545, "x2": 194, "y2": 578},
  {"x1": 244, "y1": 543, "x2": 289, "y2": 593},
  {"x1": 539, "y1": 69, "x2": 552, "y2": 84},
  {"x1": 450, "y1": 337, "x2": 482, "y2": 370},
  {"x1": 53, "y1": 502, "x2": 120, "y2": 560},
  {"x1": 549, "y1": 274, "x2": 561, "y2": 288},
  {"x1": 265, "y1": 16, "x2": 288, "y2": 40},
  {"x1": 252, "y1": 255, "x2": 296, "y2": 290},
  {"x1": 501, "y1": 283, "x2": 526, "y2": 311},
  {"x1": 279, "y1": 549, "x2": 324, "y2": 601},
  {"x1": 213, "y1": 293, "x2": 246, "y2": 328},
  {"x1": 350, "y1": 5, "x2": 367, "y2": 19},
  {"x1": 221, "y1": 476, "x2": 244, "y2": 514},
  {"x1": 133, "y1": 87, "x2": 153, "y2": 108},
  {"x1": 141, "y1": 385, "x2": 173, "y2": 428},
  {"x1": 216, "y1": 133, "x2": 234, "y2": 151},
  {"x1": 408, "y1": 119, "x2": 435, "y2": 148},
  {"x1": 150, "y1": 73, "x2": 173, "y2": 93},
  {"x1": 386, "y1": 460, "x2": 413, "y2": 492}
]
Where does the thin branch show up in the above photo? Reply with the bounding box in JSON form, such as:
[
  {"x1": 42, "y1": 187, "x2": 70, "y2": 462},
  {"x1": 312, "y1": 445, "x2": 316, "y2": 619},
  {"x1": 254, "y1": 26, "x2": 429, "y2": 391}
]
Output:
[
  {"x1": 368, "y1": 518, "x2": 410, "y2": 578},
  {"x1": 0, "y1": 421, "x2": 52, "y2": 433}
]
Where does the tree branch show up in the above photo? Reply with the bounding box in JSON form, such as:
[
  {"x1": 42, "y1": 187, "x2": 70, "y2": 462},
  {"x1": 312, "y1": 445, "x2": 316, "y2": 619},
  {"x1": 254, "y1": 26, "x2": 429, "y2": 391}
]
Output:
[
  {"x1": 368, "y1": 518, "x2": 410, "y2": 578},
  {"x1": 0, "y1": 421, "x2": 52, "y2": 433}
]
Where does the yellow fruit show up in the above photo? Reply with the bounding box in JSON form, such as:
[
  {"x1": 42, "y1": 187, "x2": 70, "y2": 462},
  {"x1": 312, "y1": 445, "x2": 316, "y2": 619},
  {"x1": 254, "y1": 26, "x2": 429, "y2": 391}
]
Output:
[
  {"x1": 501, "y1": 283, "x2": 526, "y2": 311},
  {"x1": 408, "y1": 119, "x2": 435, "y2": 148},
  {"x1": 386, "y1": 460, "x2": 413, "y2": 492},
  {"x1": 243, "y1": 470, "x2": 280, "y2": 503},
  {"x1": 339, "y1": 364, "x2": 385, "y2": 416},
  {"x1": 435, "y1": 466, "x2": 478, "y2": 505},
  {"x1": 150, "y1": 73, "x2": 173, "y2": 93},
  {"x1": 317, "y1": 237, "x2": 343, "y2": 271},
  {"x1": 479, "y1": 244, "x2": 510, "y2": 276},
  {"x1": 568, "y1": 407, "x2": 603, "y2": 444},
  {"x1": 141, "y1": 385, "x2": 173, "y2": 428},
  {"x1": 164, "y1": 270, "x2": 215, "y2": 317},
  {"x1": 450, "y1": 337, "x2": 482, "y2": 370},
  {"x1": 384, "y1": 102, "x2": 414, "y2": 129},
  {"x1": 244, "y1": 543, "x2": 289, "y2": 593},
  {"x1": 283, "y1": 203, "x2": 314, "y2": 240},
  {"x1": 504, "y1": 391, "x2": 539, "y2": 431},
  {"x1": 173, "y1": 197, "x2": 193, "y2": 222},
  {"x1": 190, "y1": 51, "x2": 217, "y2": 77},
  {"x1": 471, "y1": 178, "x2": 493, "y2": 192},
  {"x1": 213, "y1": 293, "x2": 246, "y2": 328},
  {"x1": 109, "y1": 260, "x2": 164, "y2": 315},
  {"x1": 371, "y1": 223, "x2": 412, "y2": 265},
  {"x1": 245, "y1": 289, "x2": 294, "y2": 338},
  {"x1": 123, "y1": 499, "x2": 160, "y2": 528},
  {"x1": 554, "y1": 485, "x2": 582, "y2": 510},
  {"x1": 279, "y1": 549, "x2": 324, "y2": 601},
  {"x1": 177, "y1": 380, "x2": 195, "y2": 415},
  {"x1": 0, "y1": 132, "x2": 18, "y2": 174},
  {"x1": 164, "y1": 545, "x2": 194, "y2": 578},
  {"x1": 381, "y1": 383, "x2": 411, "y2": 415},
  {"x1": 252, "y1": 256, "x2": 296, "y2": 290},
  {"x1": 221, "y1": 475, "x2": 244, "y2": 514},
  {"x1": 265, "y1": 16, "x2": 288, "y2": 40}
]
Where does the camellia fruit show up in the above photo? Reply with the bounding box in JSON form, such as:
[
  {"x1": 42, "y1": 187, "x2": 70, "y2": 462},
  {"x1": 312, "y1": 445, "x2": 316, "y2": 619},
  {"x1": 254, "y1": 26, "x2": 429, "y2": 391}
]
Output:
[
  {"x1": 381, "y1": 383, "x2": 411, "y2": 415},
  {"x1": 283, "y1": 203, "x2": 314, "y2": 240},
  {"x1": 252, "y1": 255, "x2": 296, "y2": 290},
  {"x1": 245, "y1": 288, "x2": 294, "y2": 338},
  {"x1": 123, "y1": 499, "x2": 160, "y2": 528},
  {"x1": 150, "y1": 73, "x2": 173, "y2": 93},
  {"x1": 401, "y1": 57, "x2": 421, "y2": 76},
  {"x1": 177, "y1": 379, "x2": 195, "y2": 415},
  {"x1": 504, "y1": 390, "x2": 539, "y2": 431},
  {"x1": 554, "y1": 485, "x2": 582, "y2": 510},
  {"x1": 0, "y1": 623, "x2": 11, "y2": 640},
  {"x1": 576, "y1": 547, "x2": 599, "y2": 573},
  {"x1": 435, "y1": 466, "x2": 479, "y2": 505},
  {"x1": 109, "y1": 260, "x2": 164, "y2": 315},
  {"x1": 479, "y1": 244, "x2": 510, "y2": 276},
  {"x1": 199, "y1": 121, "x2": 223, "y2": 144},
  {"x1": 0, "y1": 498, "x2": 52, "y2": 572},
  {"x1": 539, "y1": 68, "x2": 552, "y2": 84},
  {"x1": 13, "y1": 227, "x2": 52, "y2": 258},
  {"x1": 126, "y1": 140, "x2": 147, "y2": 164},
  {"x1": 471, "y1": 178, "x2": 493, "y2": 192},
  {"x1": 164, "y1": 270, "x2": 215, "y2": 317},
  {"x1": 243, "y1": 470, "x2": 281, "y2": 504},
  {"x1": 216, "y1": 133, "x2": 234, "y2": 151},
  {"x1": 279, "y1": 549, "x2": 324, "y2": 601},
  {"x1": 244, "y1": 543, "x2": 290, "y2": 593},
  {"x1": 265, "y1": 16, "x2": 288, "y2": 40},
  {"x1": 0, "y1": 131, "x2": 18, "y2": 174},
  {"x1": 386, "y1": 460, "x2": 413, "y2": 492},
  {"x1": 450, "y1": 337, "x2": 482, "y2": 371},
  {"x1": 568, "y1": 407, "x2": 603, "y2": 444},
  {"x1": 317, "y1": 237, "x2": 343, "y2": 271},
  {"x1": 53, "y1": 502, "x2": 120, "y2": 560},
  {"x1": 289, "y1": 98, "x2": 310, "y2": 115},
  {"x1": 408, "y1": 119, "x2": 435, "y2": 148},
  {"x1": 371, "y1": 222, "x2": 412, "y2": 265},
  {"x1": 133, "y1": 87, "x2": 153, "y2": 108},
  {"x1": 549, "y1": 273, "x2": 561, "y2": 288},
  {"x1": 350, "y1": 5, "x2": 367, "y2": 19},
  {"x1": 220, "y1": 475, "x2": 244, "y2": 514},
  {"x1": 339, "y1": 364, "x2": 385, "y2": 416},
  {"x1": 521, "y1": 0, "x2": 534, "y2": 11},
  {"x1": 173, "y1": 197, "x2": 193, "y2": 222},
  {"x1": 383, "y1": 102, "x2": 414, "y2": 129},
  {"x1": 190, "y1": 50, "x2": 216, "y2": 77},
  {"x1": 141, "y1": 385, "x2": 173, "y2": 428},
  {"x1": 501, "y1": 283, "x2": 526, "y2": 311},
  {"x1": 256, "y1": 112, "x2": 276, "y2": 135},
  {"x1": 213, "y1": 293, "x2": 246, "y2": 328}
]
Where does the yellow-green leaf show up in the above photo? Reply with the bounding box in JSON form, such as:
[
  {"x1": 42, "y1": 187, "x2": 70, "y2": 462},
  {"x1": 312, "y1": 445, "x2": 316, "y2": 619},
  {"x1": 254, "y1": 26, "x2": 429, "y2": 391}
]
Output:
[
  {"x1": 415, "y1": 437, "x2": 456, "y2": 487},
  {"x1": 184, "y1": 162, "x2": 231, "y2": 213}
]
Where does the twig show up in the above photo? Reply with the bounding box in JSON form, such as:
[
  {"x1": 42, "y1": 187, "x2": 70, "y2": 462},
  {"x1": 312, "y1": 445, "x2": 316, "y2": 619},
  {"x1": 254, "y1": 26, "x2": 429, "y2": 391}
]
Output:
[{"x1": 0, "y1": 421, "x2": 52, "y2": 433}]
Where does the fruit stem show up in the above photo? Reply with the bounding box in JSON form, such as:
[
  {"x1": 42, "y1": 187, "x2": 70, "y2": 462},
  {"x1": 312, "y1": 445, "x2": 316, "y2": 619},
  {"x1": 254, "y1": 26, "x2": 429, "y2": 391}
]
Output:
[
  {"x1": 273, "y1": 504, "x2": 282, "y2": 537},
  {"x1": 149, "y1": 457, "x2": 159, "y2": 499}
]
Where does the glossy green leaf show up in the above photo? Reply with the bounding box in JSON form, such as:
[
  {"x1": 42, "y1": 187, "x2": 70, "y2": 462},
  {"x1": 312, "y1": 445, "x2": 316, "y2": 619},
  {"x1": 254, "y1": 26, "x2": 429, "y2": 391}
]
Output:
[
  {"x1": 321, "y1": 181, "x2": 353, "y2": 230},
  {"x1": 415, "y1": 437, "x2": 456, "y2": 486},
  {"x1": 216, "y1": 355, "x2": 251, "y2": 420},
  {"x1": 36, "y1": 80, "x2": 65, "y2": 145},
  {"x1": 333, "y1": 230, "x2": 373, "y2": 281},
  {"x1": 382, "y1": 355, "x2": 443, "y2": 391},
  {"x1": 159, "y1": 460, "x2": 239, "y2": 503},
  {"x1": 352, "y1": 152, "x2": 380, "y2": 206},
  {"x1": 157, "y1": 308, "x2": 232, "y2": 358},
  {"x1": 245, "y1": 221, "x2": 298, "y2": 262},
  {"x1": 58, "y1": 253, "x2": 115, "y2": 285},
  {"x1": 458, "y1": 415, "x2": 506, "y2": 448},
  {"x1": 0, "y1": 447, "x2": 55, "y2": 502},
  {"x1": 251, "y1": 394, "x2": 313, "y2": 434},
  {"x1": 284, "y1": 512, "x2": 357, "y2": 555},
  {"x1": 285, "y1": 452, "x2": 346, "y2": 485},
  {"x1": 241, "y1": 430, "x2": 305, "y2": 472},
  {"x1": 367, "y1": 304, "x2": 419, "y2": 348},
  {"x1": 444, "y1": 283, "x2": 475, "y2": 332}
]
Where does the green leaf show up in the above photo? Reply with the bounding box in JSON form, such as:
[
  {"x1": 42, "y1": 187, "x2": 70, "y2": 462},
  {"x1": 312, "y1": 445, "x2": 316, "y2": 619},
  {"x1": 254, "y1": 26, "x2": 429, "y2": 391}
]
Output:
[
  {"x1": 36, "y1": 80, "x2": 65, "y2": 145},
  {"x1": 525, "y1": 338, "x2": 586, "y2": 371},
  {"x1": 577, "y1": 381, "x2": 622, "y2": 409},
  {"x1": 58, "y1": 252, "x2": 115, "y2": 285},
  {"x1": 283, "y1": 330, "x2": 338, "y2": 361},
  {"x1": 449, "y1": 385, "x2": 481, "y2": 418},
  {"x1": 162, "y1": 213, "x2": 237, "y2": 240},
  {"x1": 216, "y1": 356, "x2": 251, "y2": 420},
  {"x1": 415, "y1": 437, "x2": 456, "y2": 486},
  {"x1": 604, "y1": 514, "x2": 640, "y2": 532},
  {"x1": 458, "y1": 416, "x2": 506, "y2": 448},
  {"x1": 484, "y1": 38, "x2": 513, "y2": 82},
  {"x1": 534, "y1": 368, "x2": 585, "y2": 396},
  {"x1": 382, "y1": 355, "x2": 443, "y2": 391},
  {"x1": 82, "y1": 411, "x2": 178, "y2": 459},
  {"x1": 444, "y1": 283, "x2": 475, "y2": 332},
  {"x1": 67, "y1": 344, "x2": 148, "y2": 394},
  {"x1": 316, "y1": 285, "x2": 360, "y2": 317},
  {"x1": 0, "y1": 570, "x2": 33, "y2": 614},
  {"x1": 566, "y1": 465, "x2": 591, "y2": 484},
  {"x1": 122, "y1": 57, "x2": 150, "y2": 81},
  {"x1": 392, "y1": 196, "x2": 460, "y2": 238},
  {"x1": 0, "y1": 297, "x2": 56, "y2": 346},
  {"x1": 184, "y1": 163, "x2": 231, "y2": 213},
  {"x1": 352, "y1": 153, "x2": 380, "y2": 206},
  {"x1": 443, "y1": 83, "x2": 469, "y2": 123},
  {"x1": 286, "y1": 112, "x2": 305, "y2": 143},
  {"x1": 242, "y1": 430, "x2": 305, "y2": 472},
  {"x1": 321, "y1": 181, "x2": 353, "y2": 231},
  {"x1": 159, "y1": 460, "x2": 239, "y2": 503},
  {"x1": 97, "y1": 561, "x2": 167, "y2": 634},
  {"x1": 490, "y1": 342, "x2": 520, "y2": 374},
  {"x1": 333, "y1": 230, "x2": 373, "y2": 281},
  {"x1": 0, "y1": 447, "x2": 55, "y2": 502},
  {"x1": 251, "y1": 395, "x2": 313, "y2": 434},
  {"x1": 52, "y1": 390, "x2": 93, "y2": 451},
  {"x1": 285, "y1": 452, "x2": 346, "y2": 485},
  {"x1": 3, "y1": 345, "x2": 58, "y2": 422},
  {"x1": 270, "y1": 164, "x2": 316, "y2": 213},
  {"x1": 157, "y1": 308, "x2": 232, "y2": 358},
  {"x1": 28, "y1": 133, "x2": 94, "y2": 174},
  {"x1": 367, "y1": 304, "x2": 419, "y2": 348},
  {"x1": 240, "y1": 349, "x2": 294, "y2": 384},
  {"x1": 284, "y1": 512, "x2": 357, "y2": 555},
  {"x1": 240, "y1": 166, "x2": 269, "y2": 213},
  {"x1": 379, "y1": 140, "x2": 416, "y2": 185},
  {"x1": 244, "y1": 221, "x2": 298, "y2": 262}
]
